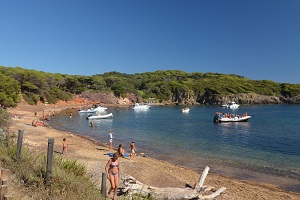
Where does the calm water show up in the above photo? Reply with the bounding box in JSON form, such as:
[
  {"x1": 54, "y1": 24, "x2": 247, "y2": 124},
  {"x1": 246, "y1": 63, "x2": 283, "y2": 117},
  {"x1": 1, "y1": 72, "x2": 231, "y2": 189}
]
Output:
[{"x1": 49, "y1": 104, "x2": 300, "y2": 192}]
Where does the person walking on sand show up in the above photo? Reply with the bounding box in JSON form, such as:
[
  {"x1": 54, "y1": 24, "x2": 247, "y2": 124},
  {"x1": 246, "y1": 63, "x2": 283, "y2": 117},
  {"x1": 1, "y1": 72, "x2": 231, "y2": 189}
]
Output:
[
  {"x1": 130, "y1": 141, "x2": 137, "y2": 158},
  {"x1": 105, "y1": 152, "x2": 120, "y2": 200},
  {"x1": 62, "y1": 138, "x2": 68, "y2": 155},
  {"x1": 108, "y1": 130, "x2": 114, "y2": 151}
]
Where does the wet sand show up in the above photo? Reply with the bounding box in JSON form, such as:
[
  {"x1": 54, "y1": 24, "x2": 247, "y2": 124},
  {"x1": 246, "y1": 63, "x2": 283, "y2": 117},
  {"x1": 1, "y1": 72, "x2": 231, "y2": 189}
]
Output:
[{"x1": 6, "y1": 102, "x2": 300, "y2": 199}]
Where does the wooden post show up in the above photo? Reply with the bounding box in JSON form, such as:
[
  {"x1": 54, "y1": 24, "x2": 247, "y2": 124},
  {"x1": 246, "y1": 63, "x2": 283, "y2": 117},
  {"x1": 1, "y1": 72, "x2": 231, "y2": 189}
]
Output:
[
  {"x1": 0, "y1": 169, "x2": 9, "y2": 180},
  {"x1": 4, "y1": 194, "x2": 10, "y2": 200},
  {"x1": 0, "y1": 185, "x2": 7, "y2": 200},
  {"x1": 1, "y1": 180, "x2": 7, "y2": 186},
  {"x1": 46, "y1": 138, "x2": 54, "y2": 185},
  {"x1": 16, "y1": 130, "x2": 24, "y2": 160},
  {"x1": 0, "y1": 169, "x2": 9, "y2": 200},
  {"x1": 101, "y1": 172, "x2": 107, "y2": 199}
]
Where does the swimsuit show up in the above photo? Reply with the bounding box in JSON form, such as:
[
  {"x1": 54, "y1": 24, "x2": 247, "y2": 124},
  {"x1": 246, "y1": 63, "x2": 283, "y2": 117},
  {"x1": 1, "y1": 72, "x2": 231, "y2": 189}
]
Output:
[
  {"x1": 109, "y1": 172, "x2": 119, "y2": 177},
  {"x1": 110, "y1": 163, "x2": 119, "y2": 168},
  {"x1": 109, "y1": 162, "x2": 119, "y2": 177}
]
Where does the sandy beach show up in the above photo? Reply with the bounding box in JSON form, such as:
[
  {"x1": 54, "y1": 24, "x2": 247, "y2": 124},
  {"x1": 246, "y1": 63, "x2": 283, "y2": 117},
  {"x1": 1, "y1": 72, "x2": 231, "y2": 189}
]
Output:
[{"x1": 5, "y1": 101, "x2": 300, "y2": 200}]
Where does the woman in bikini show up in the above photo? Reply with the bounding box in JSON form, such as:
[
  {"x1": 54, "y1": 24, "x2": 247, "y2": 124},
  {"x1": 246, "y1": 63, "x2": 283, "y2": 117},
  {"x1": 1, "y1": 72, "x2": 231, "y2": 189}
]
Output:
[{"x1": 105, "y1": 152, "x2": 120, "y2": 200}]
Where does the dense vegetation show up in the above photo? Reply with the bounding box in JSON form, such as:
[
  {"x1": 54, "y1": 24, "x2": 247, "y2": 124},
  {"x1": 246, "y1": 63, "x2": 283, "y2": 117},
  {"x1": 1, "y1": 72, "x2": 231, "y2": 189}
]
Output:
[{"x1": 1, "y1": 66, "x2": 300, "y2": 107}]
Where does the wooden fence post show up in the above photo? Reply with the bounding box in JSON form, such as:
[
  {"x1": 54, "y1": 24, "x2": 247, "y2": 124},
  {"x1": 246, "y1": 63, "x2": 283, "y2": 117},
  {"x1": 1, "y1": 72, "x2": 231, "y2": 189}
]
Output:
[
  {"x1": 0, "y1": 185, "x2": 7, "y2": 200},
  {"x1": 1, "y1": 169, "x2": 10, "y2": 200},
  {"x1": 0, "y1": 169, "x2": 9, "y2": 180},
  {"x1": 16, "y1": 130, "x2": 24, "y2": 160},
  {"x1": 101, "y1": 172, "x2": 106, "y2": 199},
  {"x1": 3, "y1": 194, "x2": 10, "y2": 200},
  {"x1": 46, "y1": 138, "x2": 54, "y2": 185}
]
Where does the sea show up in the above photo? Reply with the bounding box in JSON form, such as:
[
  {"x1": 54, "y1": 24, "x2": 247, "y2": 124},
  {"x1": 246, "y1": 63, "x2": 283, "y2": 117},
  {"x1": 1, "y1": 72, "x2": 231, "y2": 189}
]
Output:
[{"x1": 48, "y1": 104, "x2": 300, "y2": 193}]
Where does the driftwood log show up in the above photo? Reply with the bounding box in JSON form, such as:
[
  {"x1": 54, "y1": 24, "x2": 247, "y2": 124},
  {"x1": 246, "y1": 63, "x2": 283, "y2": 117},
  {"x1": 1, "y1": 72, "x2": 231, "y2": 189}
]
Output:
[{"x1": 121, "y1": 166, "x2": 226, "y2": 200}]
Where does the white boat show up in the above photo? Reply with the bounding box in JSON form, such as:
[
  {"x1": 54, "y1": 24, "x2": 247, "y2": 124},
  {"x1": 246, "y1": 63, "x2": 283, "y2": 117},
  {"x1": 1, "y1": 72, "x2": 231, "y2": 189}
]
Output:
[
  {"x1": 182, "y1": 107, "x2": 190, "y2": 113},
  {"x1": 227, "y1": 101, "x2": 239, "y2": 109},
  {"x1": 78, "y1": 106, "x2": 107, "y2": 113},
  {"x1": 132, "y1": 103, "x2": 150, "y2": 110},
  {"x1": 94, "y1": 106, "x2": 107, "y2": 112},
  {"x1": 214, "y1": 115, "x2": 251, "y2": 123},
  {"x1": 88, "y1": 113, "x2": 113, "y2": 119}
]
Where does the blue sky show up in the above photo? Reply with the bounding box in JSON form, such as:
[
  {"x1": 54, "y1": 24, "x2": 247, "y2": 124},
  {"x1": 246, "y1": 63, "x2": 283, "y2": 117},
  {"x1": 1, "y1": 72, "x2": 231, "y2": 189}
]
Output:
[{"x1": 1, "y1": 0, "x2": 299, "y2": 83}]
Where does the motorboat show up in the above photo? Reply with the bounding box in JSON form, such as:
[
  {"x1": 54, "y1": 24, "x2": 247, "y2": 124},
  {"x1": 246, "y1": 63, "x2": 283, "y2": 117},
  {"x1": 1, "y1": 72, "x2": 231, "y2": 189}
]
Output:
[
  {"x1": 181, "y1": 107, "x2": 190, "y2": 113},
  {"x1": 78, "y1": 106, "x2": 107, "y2": 113},
  {"x1": 227, "y1": 101, "x2": 239, "y2": 109},
  {"x1": 214, "y1": 112, "x2": 251, "y2": 123},
  {"x1": 214, "y1": 115, "x2": 251, "y2": 123},
  {"x1": 88, "y1": 113, "x2": 113, "y2": 119},
  {"x1": 132, "y1": 103, "x2": 150, "y2": 110}
]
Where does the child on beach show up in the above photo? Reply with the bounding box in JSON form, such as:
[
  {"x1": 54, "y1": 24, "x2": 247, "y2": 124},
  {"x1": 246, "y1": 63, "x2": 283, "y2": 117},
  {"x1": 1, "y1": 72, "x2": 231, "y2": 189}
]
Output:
[
  {"x1": 130, "y1": 141, "x2": 137, "y2": 158},
  {"x1": 62, "y1": 138, "x2": 68, "y2": 155}
]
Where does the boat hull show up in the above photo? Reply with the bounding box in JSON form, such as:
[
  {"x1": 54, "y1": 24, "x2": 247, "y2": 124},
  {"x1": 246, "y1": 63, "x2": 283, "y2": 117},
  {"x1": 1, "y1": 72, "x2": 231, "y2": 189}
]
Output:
[
  {"x1": 214, "y1": 116, "x2": 251, "y2": 123},
  {"x1": 132, "y1": 103, "x2": 150, "y2": 110},
  {"x1": 88, "y1": 113, "x2": 113, "y2": 119},
  {"x1": 182, "y1": 108, "x2": 190, "y2": 113}
]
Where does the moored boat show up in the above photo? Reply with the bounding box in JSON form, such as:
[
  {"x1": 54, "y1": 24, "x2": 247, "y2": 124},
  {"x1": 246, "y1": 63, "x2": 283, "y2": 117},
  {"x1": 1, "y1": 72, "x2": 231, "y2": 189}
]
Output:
[
  {"x1": 132, "y1": 103, "x2": 150, "y2": 110},
  {"x1": 182, "y1": 107, "x2": 190, "y2": 113},
  {"x1": 88, "y1": 113, "x2": 113, "y2": 119},
  {"x1": 227, "y1": 101, "x2": 239, "y2": 109},
  {"x1": 78, "y1": 106, "x2": 107, "y2": 113},
  {"x1": 214, "y1": 112, "x2": 251, "y2": 123}
]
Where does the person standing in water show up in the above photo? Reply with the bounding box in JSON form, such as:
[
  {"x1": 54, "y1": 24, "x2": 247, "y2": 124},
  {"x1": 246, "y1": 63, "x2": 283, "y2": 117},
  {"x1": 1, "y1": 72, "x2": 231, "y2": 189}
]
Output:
[
  {"x1": 90, "y1": 120, "x2": 95, "y2": 127},
  {"x1": 108, "y1": 130, "x2": 114, "y2": 151}
]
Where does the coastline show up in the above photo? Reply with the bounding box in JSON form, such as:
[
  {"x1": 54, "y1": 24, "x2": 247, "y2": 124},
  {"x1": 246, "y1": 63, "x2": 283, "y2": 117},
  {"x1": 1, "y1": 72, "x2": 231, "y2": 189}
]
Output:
[{"x1": 6, "y1": 102, "x2": 300, "y2": 199}]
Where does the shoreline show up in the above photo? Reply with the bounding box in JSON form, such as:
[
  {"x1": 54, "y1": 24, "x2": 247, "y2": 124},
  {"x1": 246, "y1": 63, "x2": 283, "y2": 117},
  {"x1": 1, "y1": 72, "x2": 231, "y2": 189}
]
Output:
[{"x1": 7, "y1": 102, "x2": 300, "y2": 199}]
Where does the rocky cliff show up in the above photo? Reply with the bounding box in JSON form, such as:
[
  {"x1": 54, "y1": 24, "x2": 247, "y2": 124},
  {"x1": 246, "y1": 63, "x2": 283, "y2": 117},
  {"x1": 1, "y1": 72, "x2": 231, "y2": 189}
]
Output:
[
  {"x1": 196, "y1": 93, "x2": 300, "y2": 105},
  {"x1": 75, "y1": 92, "x2": 300, "y2": 106}
]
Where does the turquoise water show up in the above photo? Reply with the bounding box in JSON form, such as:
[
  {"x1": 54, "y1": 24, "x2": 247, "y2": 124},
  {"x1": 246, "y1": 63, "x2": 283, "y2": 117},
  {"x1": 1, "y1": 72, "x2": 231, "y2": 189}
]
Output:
[{"x1": 49, "y1": 104, "x2": 300, "y2": 192}]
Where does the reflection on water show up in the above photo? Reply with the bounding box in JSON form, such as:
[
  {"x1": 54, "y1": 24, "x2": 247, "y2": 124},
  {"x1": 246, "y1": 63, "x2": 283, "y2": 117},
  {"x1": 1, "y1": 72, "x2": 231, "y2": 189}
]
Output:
[{"x1": 217, "y1": 121, "x2": 251, "y2": 133}]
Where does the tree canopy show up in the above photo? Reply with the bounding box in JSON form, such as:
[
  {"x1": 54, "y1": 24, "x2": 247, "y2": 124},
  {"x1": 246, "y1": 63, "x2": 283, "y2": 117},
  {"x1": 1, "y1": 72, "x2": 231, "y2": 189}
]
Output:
[{"x1": 0, "y1": 66, "x2": 299, "y2": 107}]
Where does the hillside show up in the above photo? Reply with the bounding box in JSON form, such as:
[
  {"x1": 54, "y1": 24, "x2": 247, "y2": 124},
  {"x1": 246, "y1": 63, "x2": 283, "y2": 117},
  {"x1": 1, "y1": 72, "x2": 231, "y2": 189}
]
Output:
[{"x1": 1, "y1": 66, "x2": 300, "y2": 108}]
